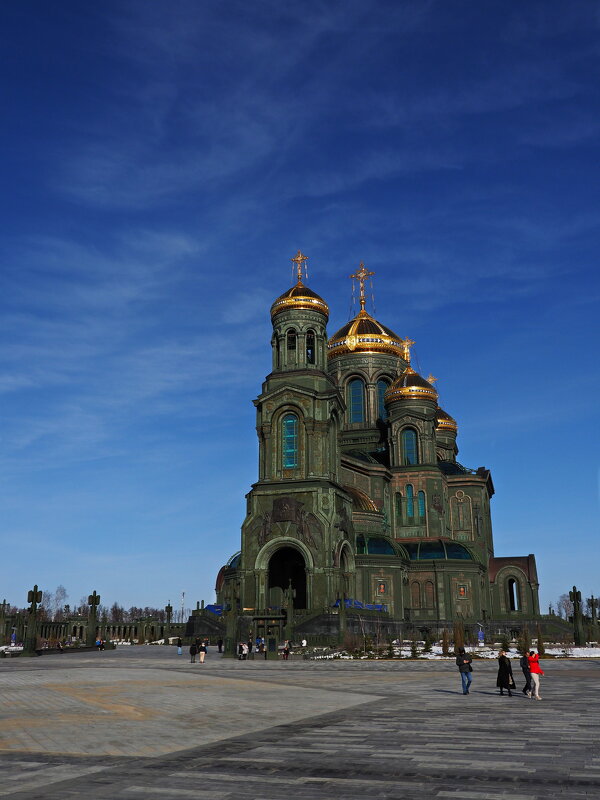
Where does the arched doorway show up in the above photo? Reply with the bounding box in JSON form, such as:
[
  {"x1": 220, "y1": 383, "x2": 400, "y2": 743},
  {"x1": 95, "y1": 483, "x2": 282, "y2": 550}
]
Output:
[{"x1": 268, "y1": 546, "x2": 307, "y2": 609}]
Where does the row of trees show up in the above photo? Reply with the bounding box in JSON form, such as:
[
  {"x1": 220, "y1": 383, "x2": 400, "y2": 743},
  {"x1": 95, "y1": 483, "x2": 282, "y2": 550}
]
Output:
[
  {"x1": 4, "y1": 586, "x2": 191, "y2": 623},
  {"x1": 551, "y1": 593, "x2": 598, "y2": 619}
]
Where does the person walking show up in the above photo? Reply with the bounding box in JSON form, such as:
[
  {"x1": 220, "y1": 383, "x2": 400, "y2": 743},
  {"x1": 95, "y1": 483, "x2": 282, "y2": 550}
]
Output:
[
  {"x1": 455, "y1": 646, "x2": 473, "y2": 694},
  {"x1": 496, "y1": 650, "x2": 515, "y2": 696},
  {"x1": 217, "y1": 638, "x2": 223, "y2": 653},
  {"x1": 520, "y1": 651, "x2": 532, "y2": 696},
  {"x1": 189, "y1": 642, "x2": 197, "y2": 663},
  {"x1": 528, "y1": 650, "x2": 544, "y2": 700},
  {"x1": 198, "y1": 641, "x2": 207, "y2": 664}
]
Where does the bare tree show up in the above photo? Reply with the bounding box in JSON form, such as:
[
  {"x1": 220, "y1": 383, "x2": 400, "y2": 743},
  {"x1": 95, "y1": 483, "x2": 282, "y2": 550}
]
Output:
[
  {"x1": 557, "y1": 593, "x2": 574, "y2": 619},
  {"x1": 53, "y1": 586, "x2": 68, "y2": 620}
]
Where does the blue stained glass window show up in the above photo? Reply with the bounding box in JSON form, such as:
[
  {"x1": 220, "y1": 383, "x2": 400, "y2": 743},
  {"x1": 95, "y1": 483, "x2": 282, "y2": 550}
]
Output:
[
  {"x1": 282, "y1": 414, "x2": 298, "y2": 468},
  {"x1": 306, "y1": 330, "x2": 315, "y2": 364},
  {"x1": 348, "y1": 379, "x2": 365, "y2": 423},
  {"x1": 406, "y1": 484, "x2": 414, "y2": 518},
  {"x1": 418, "y1": 490, "x2": 425, "y2": 518},
  {"x1": 377, "y1": 379, "x2": 389, "y2": 420},
  {"x1": 402, "y1": 428, "x2": 418, "y2": 465}
]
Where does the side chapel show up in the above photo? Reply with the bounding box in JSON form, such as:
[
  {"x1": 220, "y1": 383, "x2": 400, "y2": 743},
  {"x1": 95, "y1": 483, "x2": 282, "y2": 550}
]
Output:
[{"x1": 216, "y1": 252, "x2": 540, "y2": 636}]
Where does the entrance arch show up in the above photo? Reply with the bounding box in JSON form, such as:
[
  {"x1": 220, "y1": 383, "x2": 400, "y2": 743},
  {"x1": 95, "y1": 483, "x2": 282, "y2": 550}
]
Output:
[{"x1": 268, "y1": 546, "x2": 307, "y2": 609}]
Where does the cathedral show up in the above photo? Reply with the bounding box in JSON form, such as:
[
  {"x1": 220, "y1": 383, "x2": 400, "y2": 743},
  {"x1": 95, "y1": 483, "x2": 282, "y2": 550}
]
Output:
[{"x1": 216, "y1": 252, "x2": 540, "y2": 642}]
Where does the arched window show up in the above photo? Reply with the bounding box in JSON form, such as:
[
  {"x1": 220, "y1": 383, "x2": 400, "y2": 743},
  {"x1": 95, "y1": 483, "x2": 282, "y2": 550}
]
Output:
[
  {"x1": 411, "y1": 581, "x2": 421, "y2": 609},
  {"x1": 424, "y1": 581, "x2": 435, "y2": 608},
  {"x1": 395, "y1": 492, "x2": 402, "y2": 522},
  {"x1": 377, "y1": 379, "x2": 389, "y2": 420},
  {"x1": 418, "y1": 490, "x2": 426, "y2": 519},
  {"x1": 508, "y1": 578, "x2": 521, "y2": 611},
  {"x1": 406, "y1": 484, "x2": 414, "y2": 519},
  {"x1": 348, "y1": 378, "x2": 365, "y2": 423},
  {"x1": 282, "y1": 414, "x2": 298, "y2": 469},
  {"x1": 306, "y1": 330, "x2": 315, "y2": 364},
  {"x1": 402, "y1": 428, "x2": 418, "y2": 465},
  {"x1": 286, "y1": 329, "x2": 297, "y2": 364}
]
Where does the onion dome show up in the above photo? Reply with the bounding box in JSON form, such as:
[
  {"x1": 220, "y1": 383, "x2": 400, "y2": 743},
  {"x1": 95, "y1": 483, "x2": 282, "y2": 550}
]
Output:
[
  {"x1": 270, "y1": 281, "x2": 329, "y2": 320},
  {"x1": 328, "y1": 310, "x2": 406, "y2": 358},
  {"x1": 435, "y1": 407, "x2": 458, "y2": 433},
  {"x1": 384, "y1": 366, "x2": 438, "y2": 404},
  {"x1": 270, "y1": 250, "x2": 329, "y2": 321}
]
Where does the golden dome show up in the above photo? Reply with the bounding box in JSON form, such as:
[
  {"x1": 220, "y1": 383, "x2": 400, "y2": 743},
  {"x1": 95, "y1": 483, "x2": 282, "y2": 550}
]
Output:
[
  {"x1": 270, "y1": 250, "x2": 329, "y2": 320},
  {"x1": 384, "y1": 366, "x2": 439, "y2": 403},
  {"x1": 270, "y1": 281, "x2": 329, "y2": 320},
  {"x1": 327, "y1": 310, "x2": 407, "y2": 358},
  {"x1": 435, "y1": 407, "x2": 458, "y2": 433}
]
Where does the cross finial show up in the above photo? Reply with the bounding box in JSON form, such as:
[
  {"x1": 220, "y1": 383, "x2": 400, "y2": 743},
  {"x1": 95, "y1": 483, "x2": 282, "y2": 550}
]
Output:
[
  {"x1": 349, "y1": 261, "x2": 375, "y2": 312},
  {"x1": 427, "y1": 373, "x2": 437, "y2": 385},
  {"x1": 291, "y1": 250, "x2": 308, "y2": 284},
  {"x1": 401, "y1": 337, "x2": 415, "y2": 363}
]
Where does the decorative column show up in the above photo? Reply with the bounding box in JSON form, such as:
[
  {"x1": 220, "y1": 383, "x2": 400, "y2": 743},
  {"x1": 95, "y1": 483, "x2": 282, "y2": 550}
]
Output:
[
  {"x1": 570, "y1": 585, "x2": 585, "y2": 647},
  {"x1": 164, "y1": 603, "x2": 173, "y2": 645},
  {"x1": 86, "y1": 591, "x2": 101, "y2": 648},
  {"x1": 23, "y1": 585, "x2": 42, "y2": 656}
]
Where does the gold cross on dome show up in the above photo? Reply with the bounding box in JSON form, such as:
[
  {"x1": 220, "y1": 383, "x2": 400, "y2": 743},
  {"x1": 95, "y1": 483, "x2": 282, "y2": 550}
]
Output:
[
  {"x1": 291, "y1": 250, "x2": 308, "y2": 283},
  {"x1": 427, "y1": 374, "x2": 437, "y2": 385},
  {"x1": 349, "y1": 261, "x2": 375, "y2": 311},
  {"x1": 400, "y1": 337, "x2": 415, "y2": 362}
]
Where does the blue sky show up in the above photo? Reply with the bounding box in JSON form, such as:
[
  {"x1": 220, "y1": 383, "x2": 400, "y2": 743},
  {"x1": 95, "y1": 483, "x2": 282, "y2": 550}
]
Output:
[{"x1": 1, "y1": 1, "x2": 598, "y2": 614}]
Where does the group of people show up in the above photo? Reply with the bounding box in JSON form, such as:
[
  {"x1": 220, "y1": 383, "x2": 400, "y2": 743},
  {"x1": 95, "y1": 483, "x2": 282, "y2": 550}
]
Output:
[
  {"x1": 456, "y1": 648, "x2": 545, "y2": 699},
  {"x1": 189, "y1": 638, "x2": 209, "y2": 663}
]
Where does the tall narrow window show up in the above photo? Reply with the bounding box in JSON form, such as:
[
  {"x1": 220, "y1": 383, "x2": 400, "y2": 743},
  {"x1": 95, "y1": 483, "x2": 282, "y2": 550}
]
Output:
[
  {"x1": 418, "y1": 490, "x2": 426, "y2": 518},
  {"x1": 424, "y1": 581, "x2": 435, "y2": 608},
  {"x1": 402, "y1": 428, "x2": 418, "y2": 465},
  {"x1": 286, "y1": 329, "x2": 297, "y2": 365},
  {"x1": 395, "y1": 492, "x2": 402, "y2": 522},
  {"x1": 406, "y1": 484, "x2": 414, "y2": 518},
  {"x1": 508, "y1": 578, "x2": 520, "y2": 611},
  {"x1": 282, "y1": 414, "x2": 298, "y2": 469},
  {"x1": 411, "y1": 581, "x2": 421, "y2": 609},
  {"x1": 377, "y1": 379, "x2": 389, "y2": 420},
  {"x1": 306, "y1": 330, "x2": 315, "y2": 364},
  {"x1": 348, "y1": 379, "x2": 365, "y2": 423}
]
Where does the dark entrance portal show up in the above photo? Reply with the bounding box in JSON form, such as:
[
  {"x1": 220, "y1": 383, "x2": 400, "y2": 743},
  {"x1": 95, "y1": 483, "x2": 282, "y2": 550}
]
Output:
[{"x1": 268, "y1": 547, "x2": 307, "y2": 609}]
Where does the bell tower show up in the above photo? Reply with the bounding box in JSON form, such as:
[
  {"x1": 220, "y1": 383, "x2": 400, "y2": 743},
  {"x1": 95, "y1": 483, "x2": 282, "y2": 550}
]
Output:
[{"x1": 236, "y1": 252, "x2": 354, "y2": 614}]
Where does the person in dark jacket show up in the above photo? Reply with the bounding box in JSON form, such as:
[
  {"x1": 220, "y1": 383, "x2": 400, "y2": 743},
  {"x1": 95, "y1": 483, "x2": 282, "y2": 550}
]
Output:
[
  {"x1": 455, "y1": 647, "x2": 473, "y2": 694},
  {"x1": 189, "y1": 643, "x2": 198, "y2": 663},
  {"x1": 520, "y1": 652, "x2": 532, "y2": 696},
  {"x1": 496, "y1": 650, "x2": 515, "y2": 696}
]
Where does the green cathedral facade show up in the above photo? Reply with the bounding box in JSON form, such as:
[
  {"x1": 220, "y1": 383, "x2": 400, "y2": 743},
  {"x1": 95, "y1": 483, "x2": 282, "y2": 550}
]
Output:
[{"x1": 216, "y1": 253, "x2": 540, "y2": 641}]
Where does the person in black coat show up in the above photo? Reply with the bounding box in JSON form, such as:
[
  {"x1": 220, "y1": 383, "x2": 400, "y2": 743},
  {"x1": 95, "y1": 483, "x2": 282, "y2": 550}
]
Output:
[
  {"x1": 189, "y1": 643, "x2": 198, "y2": 663},
  {"x1": 520, "y1": 652, "x2": 532, "y2": 696},
  {"x1": 496, "y1": 650, "x2": 515, "y2": 696}
]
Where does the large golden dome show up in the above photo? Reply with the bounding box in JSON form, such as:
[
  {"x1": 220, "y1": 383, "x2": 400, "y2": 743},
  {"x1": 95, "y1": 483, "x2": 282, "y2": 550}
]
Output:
[
  {"x1": 327, "y1": 310, "x2": 406, "y2": 358},
  {"x1": 385, "y1": 366, "x2": 438, "y2": 403}
]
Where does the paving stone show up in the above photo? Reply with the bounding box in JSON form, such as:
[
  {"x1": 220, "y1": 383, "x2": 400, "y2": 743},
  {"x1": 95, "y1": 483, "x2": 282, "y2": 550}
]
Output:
[{"x1": 0, "y1": 648, "x2": 599, "y2": 798}]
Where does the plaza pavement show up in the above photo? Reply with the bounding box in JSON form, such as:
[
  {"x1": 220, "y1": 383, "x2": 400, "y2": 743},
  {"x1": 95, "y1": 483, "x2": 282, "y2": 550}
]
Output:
[{"x1": 0, "y1": 646, "x2": 599, "y2": 799}]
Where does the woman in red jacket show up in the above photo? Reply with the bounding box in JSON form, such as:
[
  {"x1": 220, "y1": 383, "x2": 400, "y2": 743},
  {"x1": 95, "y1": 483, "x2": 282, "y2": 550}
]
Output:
[{"x1": 527, "y1": 650, "x2": 544, "y2": 700}]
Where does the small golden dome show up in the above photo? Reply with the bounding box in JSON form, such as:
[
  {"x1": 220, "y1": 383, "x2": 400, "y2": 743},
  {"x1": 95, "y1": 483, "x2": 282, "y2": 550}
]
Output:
[
  {"x1": 435, "y1": 407, "x2": 458, "y2": 433},
  {"x1": 270, "y1": 281, "x2": 329, "y2": 320},
  {"x1": 327, "y1": 310, "x2": 406, "y2": 358},
  {"x1": 384, "y1": 366, "x2": 439, "y2": 403}
]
